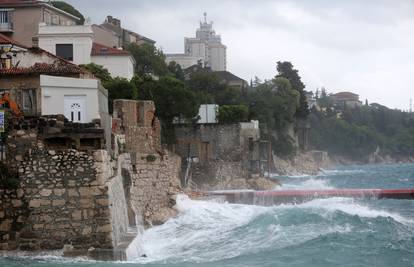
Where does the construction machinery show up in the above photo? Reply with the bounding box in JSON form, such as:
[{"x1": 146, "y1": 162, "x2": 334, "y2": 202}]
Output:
[{"x1": 0, "y1": 92, "x2": 22, "y2": 117}]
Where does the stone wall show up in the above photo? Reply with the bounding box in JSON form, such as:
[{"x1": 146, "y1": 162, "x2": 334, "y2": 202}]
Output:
[
  {"x1": 1, "y1": 100, "x2": 182, "y2": 260},
  {"x1": 0, "y1": 118, "x2": 130, "y2": 256},
  {"x1": 129, "y1": 151, "x2": 181, "y2": 226},
  {"x1": 0, "y1": 148, "x2": 116, "y2": 251},
  {"x1": 112, "y1": 100, "x2": 161, "y2": 154},
  {"x1": 174, "y1": 122, "x2": 261, "y2": 188}
]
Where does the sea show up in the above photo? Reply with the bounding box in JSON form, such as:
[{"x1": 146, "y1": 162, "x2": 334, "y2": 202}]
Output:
[{"x1": 1, "y1": 163, "x2": 413, "y2": 267}]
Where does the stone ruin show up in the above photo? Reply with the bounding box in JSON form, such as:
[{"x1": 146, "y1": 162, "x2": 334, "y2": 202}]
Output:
[{"x1": 0, "y1": 100, "x2": 182, "y2": 260}]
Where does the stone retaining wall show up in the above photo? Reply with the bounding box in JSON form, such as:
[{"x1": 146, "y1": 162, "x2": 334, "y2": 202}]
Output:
[{"x1": 0, "y1": 148, "x2": 118, "y2": 251}]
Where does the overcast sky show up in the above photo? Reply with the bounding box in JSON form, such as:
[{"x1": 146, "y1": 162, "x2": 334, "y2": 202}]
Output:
[{"x1": 68, "y1": 0, "x2": 414, "y2": 110}]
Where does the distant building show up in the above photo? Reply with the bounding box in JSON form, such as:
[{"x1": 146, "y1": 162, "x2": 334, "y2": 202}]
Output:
[
  {"x1": 0, "y1": 0, "x2": 80, "y2": 47},
  {"x1": 166, "y1": 13, "x2": 226, "y2": 71},
  {"x1": 330, "y1": 91, "x2": 362, "y2": 109},
  {"x1": 96, "y1": 15, "x2": 155, "y2": 49},
  {"x1": 91, "y1": 42, "x2": 135, "y2": 80},
  {"x1": 305, "y1": 91, "x2": 317, "y2": 109},
  {"x1": 215, "y1": 71, "x2": 248, "y2": 90}
]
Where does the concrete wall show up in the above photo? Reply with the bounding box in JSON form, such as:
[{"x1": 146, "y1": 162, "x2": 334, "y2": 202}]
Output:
[
  {"x1": 91, "y1": 55, "x2": 135, "y2": 80},
  {"x1": 91, "y1": 24, "x2": 119, "y2": 48},
  {"x1": 165, "y1": 54, "x2": 201, "y2": 69},
  {"x1": 40, "y1": 75, "x2": 107, "y2": 123},
  {"x1": 5, "y1": 5, "x2": 78, "y2": 47}
]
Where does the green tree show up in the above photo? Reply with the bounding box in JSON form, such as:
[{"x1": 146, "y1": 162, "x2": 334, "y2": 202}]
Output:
[
  {"x1": 276, "y1": 61, "x2": 309, "y2": 118},
  {"x1": 218, "y1": 105, "x2": 249, "y2": 124},
  {"x1": 50, "y1": 1, "x2": 85, "y2": 25},
  {"x1": 80, "y1": 63, "x2": 112, "y2": 85},
  {"x1": 167, "y1": 61, "x2": 184, "y2": 80},
  {"x1": 127, "y1": 43, "x2": 169, "y2": 76},
  {"x1": 105, "y1": 78, "x2": 138, "y2": 113}
]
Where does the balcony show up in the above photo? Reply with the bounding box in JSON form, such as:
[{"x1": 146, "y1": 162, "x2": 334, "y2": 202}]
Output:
[{"x1": 0, "y1": 22, "x2": 13, "y2": 32}]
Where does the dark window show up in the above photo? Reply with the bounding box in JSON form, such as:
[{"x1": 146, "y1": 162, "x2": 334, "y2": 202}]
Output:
[{"x1": 56, "y1": 44, "x2": 73, "y2": 61}]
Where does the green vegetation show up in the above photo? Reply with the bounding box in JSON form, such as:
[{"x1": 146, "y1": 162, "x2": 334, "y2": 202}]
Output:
[
  {"x1": 309, "y1": 91, "x2": 414, "y2": 160},
  {"x1": 127, "y1": 43, "x2": 169, "y2": 76},
  {"x1": 80, "y1": 63, "x2": 112, "y2": 85},
  {"x1": 86, "y1": 38, "x2": 308, "y2": 152},
  {"x1": 218, "y1": 105, "x2": 248, "y2": 124},
  {"x1": 50, "y1": 1, "x2": 85, "y2": 25}
]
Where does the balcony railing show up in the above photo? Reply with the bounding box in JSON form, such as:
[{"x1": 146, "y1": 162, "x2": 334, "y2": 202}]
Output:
[{"x1": 0, "y1": 22, "x2": 13, "y2": 32}]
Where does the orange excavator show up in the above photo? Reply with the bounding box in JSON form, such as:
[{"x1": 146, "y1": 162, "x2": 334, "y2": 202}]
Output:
[{"x1": 0, "y1": 92, "x2": 22, "y2": 117}]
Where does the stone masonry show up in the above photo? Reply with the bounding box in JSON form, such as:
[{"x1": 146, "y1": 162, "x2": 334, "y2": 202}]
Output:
[{"x1": 0, "y1": 100, "x2": 181, "y2": 259}]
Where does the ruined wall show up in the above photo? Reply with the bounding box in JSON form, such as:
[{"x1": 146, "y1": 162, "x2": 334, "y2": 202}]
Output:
[
  {"x1": 0, "y1": 148, "x2": 115, "y2": 250},
  {"x1": 1, "y1": 100, "x2": 182, "y2": 258},
  {"x1": 129, "y1": 151, "x2": 181, "y2": 226},
  {"x1": 112, "y1": 100, "x2": 161, "y2": 154},
  {"x1": 0, "y1": 118, "x2": 130, "y2": 254},
  {"x1": 174, "y1": 123, "x2": 261, "y2": 187},
  {"x1": 113, "y1": 100, "x2": 181, "y2": 226}
]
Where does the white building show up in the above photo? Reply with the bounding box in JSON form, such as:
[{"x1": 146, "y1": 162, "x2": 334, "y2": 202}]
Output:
[
  {"x1": 37, "y1": 23, "x2": 135, "y2": 79},
  {"x1": 91, "y1": 42, "x2": 135, "y2": 80},
  {"x1": 38, "y1": 23, "x2": 93, "y2": 65},
  {"x1": 40, "y1": 75, "x2": 109, "y2": 123},
  {"x1": 166, "y1": 13, "x2": 226, "y2": 71}
]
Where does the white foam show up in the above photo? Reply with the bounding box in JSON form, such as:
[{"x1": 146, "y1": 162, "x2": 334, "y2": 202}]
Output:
[
  {"x1": 297, "y1": 197, "x2": 414, "y2": 225},
  {"x1": 129, "y1": 195, "x2": 353, "y2": 264},
  {"x1": 276, "y1": 177, "x2": 334, "y2": 190}
]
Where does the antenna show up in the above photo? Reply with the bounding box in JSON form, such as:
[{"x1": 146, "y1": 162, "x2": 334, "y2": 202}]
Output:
[{"x1": 203, "y1": 12, "x2": 207, "y2": 23}]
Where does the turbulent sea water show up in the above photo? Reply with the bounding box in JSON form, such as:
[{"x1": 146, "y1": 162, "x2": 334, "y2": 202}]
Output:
[{"x1": 1, "y1": 164, "x2": 414, "y2": 267}]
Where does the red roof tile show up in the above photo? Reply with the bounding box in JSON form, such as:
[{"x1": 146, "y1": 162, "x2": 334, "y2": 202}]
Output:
[
  {"x1": 0, "y1": 62, "x2": 83, "y2": 76},
  {"x1": 91, "y1": 42, "x2": 131, "y2": 56}
]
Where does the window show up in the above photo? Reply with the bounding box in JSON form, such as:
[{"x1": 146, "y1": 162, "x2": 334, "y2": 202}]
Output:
[
  {"x1": 56, "y1": 44, "x2": 73, "y2": 61},
  {"x1": 0, "y1": 10, "x2": 10, "y2": 23}
]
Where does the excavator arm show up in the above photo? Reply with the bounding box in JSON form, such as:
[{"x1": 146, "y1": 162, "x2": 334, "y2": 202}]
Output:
[{"x1": 0, "y1": 93, "x2": 22, "y2": 117}]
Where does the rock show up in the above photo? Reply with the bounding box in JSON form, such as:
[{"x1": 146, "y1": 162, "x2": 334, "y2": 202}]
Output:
[
  {"x1": 247, "y1": 177, "x2": 279, "y2": 190},
  {"x1": 148, "y1": 208, "x2": 177, "y2": 226}
]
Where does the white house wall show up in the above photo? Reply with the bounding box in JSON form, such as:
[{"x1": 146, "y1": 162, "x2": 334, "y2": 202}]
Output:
[
  {"x1": 91, "y1": 55, "x2": 134, "y2": 80},
  {"x1": 40, "y1": 75, "x2": 105, "y2": 122},
  {"x1": 38, "y1": 24, "x2": 93, "y2": 65}
]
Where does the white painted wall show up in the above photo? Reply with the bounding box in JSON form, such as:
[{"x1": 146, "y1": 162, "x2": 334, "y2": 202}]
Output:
[
  {"x1": 210, "y1": 44, "x2": 226, "y2": 71},
  {"x1": 91, "y1": 55, "x2": 135, "y2": 80},
  {"x1": 40, "y1": 75, "x2": 108, "y2": 123},
  {"x1": 198, "y1": 104, "x2": 218, "y2": 124},
  {"x1": 165, "y1": 54, "x2": 201, "y2": 69},
  {"x1": 38, "y1": 24, "x2": 93, "y2": 65}
]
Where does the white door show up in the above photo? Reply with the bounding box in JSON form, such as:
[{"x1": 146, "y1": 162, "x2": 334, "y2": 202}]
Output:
[{"x1": 64, "y1": 96, "x2": 86, "y2": 123}]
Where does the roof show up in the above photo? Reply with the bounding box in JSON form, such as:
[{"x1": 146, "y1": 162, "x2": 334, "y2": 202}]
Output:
[
  {"x1": 0, "y1": 32, "x2": 28, "y2": 48},
  {"x1": 0, "y1": 62, "x2": 83, "y2": 76},
  {"x1": 0, "y1": 35, "x2": 85, "y2": 76},
  {"x1": 215, "y1": 71, "x2": 247, "y2": 83},
  {"x1": 91, "y1": 42, "x2": 131, "y2": 56},
  {"x1": 0, "y1": 0, "x2": 80, "y2": 21},
  {"x1": 331, "y1": 92, "x2": 359, "y2": 98}
]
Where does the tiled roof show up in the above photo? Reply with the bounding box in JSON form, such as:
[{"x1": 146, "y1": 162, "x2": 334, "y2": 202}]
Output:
[
  {"x1": 0, "y1": 62, "x2": 83, "y2": 76},
  {"x1": 0, "y1": 33, "x2": 28, "y2": 48},
  {"x1": 91, "y1": 42, "x2": 131, "y2": 56}
]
